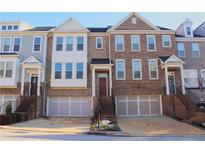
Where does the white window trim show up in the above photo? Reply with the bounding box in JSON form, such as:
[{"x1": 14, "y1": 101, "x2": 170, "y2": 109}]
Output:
[
  {"x1": 77, "y1": 36, "x2": 84, "y2": 51},
  {"x1": 96, "y1": 37, "x2": 103, "y2": 49},
  {"x1": 185, "y1": 26, "x2": 193, "y2": 37},
  {"x1": 116, "y1": 59, "x2": 125, "y2": 80},
  {"x1": 0, "y1": 61, "x2": 13, "y2": 79},
  {"x1": 66, "y1": 36, "x2": 73, "y2": 52},
  {"x1": 147, "y1": 35, "x2": 156, "y2": 52},
  {"x1": 201, "y1": 69, "x2": 205, "y2": 78},
  {"x1": 132, "y1": 59, "x2": 142, "y2": 80},
  {"x1": 115, "y1": 35, "x2": 124, "y2": 52},
  {"x1": 12, "y1": 36, "x2": 22, "y2": 53},
  {"x1": 0, "y1": 37, "x2": 2, "y2": 52},
  {"x1": 32, "y1": 36, "x2": 42, "y2": 52},
  {"x1": 192, "y1": 43, "x2": 200, "y2": 58},
  {"x1": 65, "y1": 63, "x2": 73, "y2": 79},
  {"x1": 76, "y1": 62, "x2": 84, "y2": 79},
  {"x1": 131, "y1": 35, "x2": 140, "y2": 52},
  {"x1": 2, "y1": 37, "x2": 12, "y2": 52},
  {"x1": 54, "y1": 63, "x2": 62, "y2": 79},
  {"x1": 148, "y1": 59, "x2": 159, "y2": 80},
  {"x1": 177, "y1": 43, "x2": 186, "y2": 58},
  {"x1": 55, "y1": 36, "x2": 64, "y2": 51},
  {"x1": 162, "y1": 35, "x2": 171, "y2": 48}
]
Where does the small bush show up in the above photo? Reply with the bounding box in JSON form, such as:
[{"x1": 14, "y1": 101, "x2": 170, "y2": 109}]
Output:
[{"x1": 5, "y1": 102, "x2": 12, "y2": 115}]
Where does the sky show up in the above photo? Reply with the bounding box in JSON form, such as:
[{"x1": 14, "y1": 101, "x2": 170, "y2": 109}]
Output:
[{"x1": 0, "y1": 12, "x2": 205, "y2": 30}]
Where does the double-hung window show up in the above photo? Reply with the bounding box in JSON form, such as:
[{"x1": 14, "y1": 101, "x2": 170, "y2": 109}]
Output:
[
  {"x1": 56, "y1": 37, "x2": 63, "y2": 51},
  {"x1": 0, "y1": 37, "x2": 2, "y2": 52},
  {"x1": 13, "y1": 37, "x2": 21, "y2": 52},
  {"x1": 162, "y1": 35, "x2": 171, "y2": 47},
  {"x1": 76, "y1": 63, "x2": 83, "y2": 79},
  {"x1": 186, "y1": 27, "x2": 191, "y2": 36},
  {"x1": 33, "y1": 36, "x2": 41, "y2": 52},
  {"x1": 0, "y1": 62, "x2": 5, "y2": 78},
  {"x1": 192, "y1": 43, "x2": 200, "y2": 58},
  {"x1": 115, "y1": 35, "x2": 124, "y2": 52},
  {"x1": 96, "y1": 37, "x2": 103, "y2": 49},
  {"x1": 177, "y1": 43, "x2": 185, "y2": 57},
  {"x1": 116, "y1": 59, "x2": 125, "y2": 80},
  {"x1": 66, "y1": 63, "x2": 72, "y2": 79},
  {"x1": 3, "y1": 37, "x2": 11, "y2": 52},
  {"x1": 66, "y1": 36, "x2": 73, "y2": 51},
  {"x1": 55, "y1": 63, "x2": 62, "y2": 79},
  {"x1": 0, "y1": 61, "x2": 13, "y2": 78},
  {"x1": 147, "y1": 35, "x2": 156, "y2": 51},
  {"x1": 148, "y1": 59, "x2": 158, "y2": 80},
  {"x1": 77, "y1": 36, "x2": 84, "y2": 51},
  {"x1": 131, "y1": 35, "x2": 140, "y2": 51},
  {"x1": 132, "y1": 59, "x2": 142, "y2": 80},
  {"x1": 2, "y1": 26, "x2": 6, "y2": 30}
]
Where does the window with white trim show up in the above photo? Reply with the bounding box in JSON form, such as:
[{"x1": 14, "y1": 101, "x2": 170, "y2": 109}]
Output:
[
  {"x1": 0, "y1": 62, "x2": 5, "y2": 78},
  {"x1": 192, "y1": 43, "x2": 200, "y2": 57},
  {"x1": 0, "y1": 37, "x2": 2, "y2": 52},
  {"x1": 33, "y1": 36, "x2": 41, "y2": 52},
  {"x1": 66, "y1": 36, "x2": 73, "y2": 51},
  {"x1": 8, "y1": 25, "x2": 12, "y2": 30},
  {"x1": 14, "y1": 25, "x2": 18, "y2": 30},
  {"x1": 177, "y1": 43, "x2": 185, "y2": 57},
  {"x1": 13, "y1": 37, "x2": 21, "y2": 52},
  {"x1": 77, "y1": 36, "x2": 84, "y2": 51},
  {"x1": 147, "y1": 35, "x2": 156, "y2": 51},
  {"x1": 66, "y1": 63, "x2": 72, "y2": 79},
  {"x1": 3, "y1": 37, "x2": 11, "y2": 52},
  {"x1": 115, "y1": 35, "x2": 124, "y2": 52},
  {"x1": 56, "y1": 37, "x2": 63, "y2": 51},
  {"x1": 76, "y1": 63, "x2": 83, "y2": 79},
  {"x1": 96, "y1": 37, "x2": 103, "y2": 49},
  {"x1": 2, "y1": 26, "x2": 6, "y2": 30},
  {"x1": 148, "y1": 59, "x2": 158, "y2": 79},
  {"x1": 132, "y1": 59, "x2": 142, "y2": 80},
  {"x1": 116, "y1": 59, "x2": 125, "y2": 80},
  {"x1": 186, "y1": 27, "x2": 191, "y2": 36},
  {"x1": 131, "y1": 35, "x2": 140, "y2": 51},
  {"x1": 55, "y1": 63, "x2": 62, "y2": 79},
  {"x1": 0, "y1": 61, "x2": 13, "y2": 78},
  {"x1": 162, "y1": 35, "x2": 171, "y2": 47}
]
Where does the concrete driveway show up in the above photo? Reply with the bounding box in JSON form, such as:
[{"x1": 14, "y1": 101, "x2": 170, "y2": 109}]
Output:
[
  {"x1": 118, "y1": 116, "x2": 205, "y2": 136},
  {"x1": 0, "y1": 117, "x2": 91, "y2": 134}
]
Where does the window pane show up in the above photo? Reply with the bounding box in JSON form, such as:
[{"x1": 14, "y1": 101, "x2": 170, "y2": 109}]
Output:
[
  {"x1": 149, "y1": 60, "x2": 158, "y2": 79},
  {"x1": 77, "y1": 37, "x2": 84, "y2": 51},
  {"x1": 66, "y1": 63, "x2": 72, "y2": 79},
  {"x1": 177, "y1": 43, "x2": 185, "y2": 57},
  {"x1": 116, "y1": 36, "x2": 123, "y2": 51},
  {"x1": 34, "y1": 37, "x2": 41, "y2": 51},
  {"x1": 147, "y1": 36, "x2": 155, "y2": 50},
  {"x1": 163, "y1": 36, "x2": 171, "y2": 47},
  {"x1": 192, "y1": 43, "x2": 200, "y2": 57},
  {"x1": 66, "y1": 37, "x2": 73, "y2": 51},
  {"x1": 3, "y1": 38, "x2": 11, "y2": 52},
  {"x1": 56, "y1": 37, "x2": 63, "y2": 51},
  {"x1": 2, "y1": 26, "x2": 6, "y2": 30},
  {"x1": 55, "y1": 63, "x2": 61, "y2": 79},
  {"x1": 14, "y1": 25, "x2": 18, "y2": 30},
  {"x1": 5, "y1": 62, "x2": 13, "y2": 78},
  {"x1": 0, "y1": 62, "x2": 5, "y2": 78},
  {"x1": 96, "y1": 38, "x2": 102, "y2": 49},
  {"x1": 132, "y1": 36, "x2": 139, "y2": 51},
  {"x1": 186, "y1": 27, "x2": 191, "y2": 35},
  {"x1": 13, "y1": 38, "x2": 21, "y2": 52},
  {"x1": 77, "y1": 63, "x2": 83, "y2": 79},
  {"x1": 133, "y1": 61, "x2": 141, "y2": 79},
  {"x1": 8, "y1": 26, "x2": 12, "y2": 30},
  {"x1": 117, "y1": 61, "x2": 124, "y2": 79}
]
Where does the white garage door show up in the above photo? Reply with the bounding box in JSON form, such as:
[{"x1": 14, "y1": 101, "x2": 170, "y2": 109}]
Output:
[
  {"x1": 115, "y1": 95, "x2": 162, "y2": 116},
  {"x1": 47, "y1": 97, "x2": 93, "y2": 117}
]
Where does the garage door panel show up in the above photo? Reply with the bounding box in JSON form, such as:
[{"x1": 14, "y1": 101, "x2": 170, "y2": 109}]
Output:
[
  {"x1": 139, "y1": 100, "x2": 149, "y2": 115},
  {"x1": 116, "y1": 100, "x2": 126, "y2": 115},
  {"x1": 81, "y1": 100, "x2": 91, "y2": 116},
  {"x1": 59, "y1": 101, "x2": 69, "y2": 116},
  {"x1": 128, "y1": 101, "x2": 138, "y2": 115},
  {"x1": 48, "y1": 101, "x2": 58, "y2": 116}
]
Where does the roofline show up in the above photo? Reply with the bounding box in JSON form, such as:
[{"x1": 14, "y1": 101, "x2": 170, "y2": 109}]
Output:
[{"x1": 194, "y1": 21, "x2": 205, "y2": 32}]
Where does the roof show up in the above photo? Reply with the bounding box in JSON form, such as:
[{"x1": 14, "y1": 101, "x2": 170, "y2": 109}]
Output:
[
  {"x1": 175, "y1": 33, "x2": 204, "y2": 37},
  {"x1": 91, "y1": 58, "x2": 112, "y2": 64},
  {"x1": 159, "y1": 56, "x2": 170, "y2": 62},
  {"x1": 156, "y1": 26, "x2": 172, "y2": 30},
  {"x1": 87, "y1": 27, "x2": 109, "y2": 32},
  {"x1": 194, "y1": 21, "x2": 205, "y2": 32},
  {"x1": 0, "y1": 53, "x2": 18, "y2": 55},
  {"x1": 26, "y1": 26, "x2": 56, "y2": 31}
]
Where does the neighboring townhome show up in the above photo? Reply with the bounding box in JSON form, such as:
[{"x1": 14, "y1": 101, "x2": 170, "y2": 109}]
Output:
[
  {"x1": 0, "y1": 21, "x2": 53, "y2": 115},
  {"x1": 176, "y1": 19, "x2": 205, "y2": 101}
]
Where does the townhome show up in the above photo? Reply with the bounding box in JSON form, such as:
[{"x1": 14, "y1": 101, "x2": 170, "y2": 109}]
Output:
[
  {"x1": 176, "y1": 19, "x2": 205, "y2": 101},
  {"x1": 0, "y1": 21, "x2": 53, "y2": 114}
]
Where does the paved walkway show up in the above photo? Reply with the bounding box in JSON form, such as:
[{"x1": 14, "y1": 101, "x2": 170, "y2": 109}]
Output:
[{"x1": 118, "y1": 116, "x2": 205, "y2": 136}]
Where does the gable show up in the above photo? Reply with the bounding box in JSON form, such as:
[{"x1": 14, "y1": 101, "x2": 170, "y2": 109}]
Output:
[
  {"x1": 22, "y1": 56, "x2": 41, "y2": 64},
  {"x1": 165, "y1": 55, "x2": 184, "y2": 64}
]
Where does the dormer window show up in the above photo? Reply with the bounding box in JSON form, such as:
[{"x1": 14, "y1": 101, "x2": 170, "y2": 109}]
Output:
[
  {"x1": 186, "y1": 27, "x2": 191, "y2": 36},
  {"x1": 8, "y1": 25, "x2": 12, "y2": 30},
  {"x1": 14, "y1": 25, "x2": 18, "y2": 30}
]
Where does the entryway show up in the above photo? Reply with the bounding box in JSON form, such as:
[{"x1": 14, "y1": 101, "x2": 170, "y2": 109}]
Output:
[
  {"x1": 30, "y1": 76, "x2": 38, "y2": 96},
  {"x1": 98, "y1": 73, "x2": 108, "y2": 96},
  {"x1": 168, "y1": 72, "x2": 176, "y2": 94}
]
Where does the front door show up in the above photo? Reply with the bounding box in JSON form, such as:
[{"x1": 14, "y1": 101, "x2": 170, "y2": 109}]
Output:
[
  {"x1": 168, "y1": 72, "x2": 176, "y2": 94},
  {"x1": 30, "y1": 76, "x2": 38, "y2": 96},
  {"x1": 99, "y1": 77, "x2": 106, "y2": 96}
]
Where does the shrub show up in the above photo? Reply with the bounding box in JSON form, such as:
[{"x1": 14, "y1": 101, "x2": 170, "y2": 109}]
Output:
[{"x1": 5, "y1": 102, "x2": 12, "y2": 115}]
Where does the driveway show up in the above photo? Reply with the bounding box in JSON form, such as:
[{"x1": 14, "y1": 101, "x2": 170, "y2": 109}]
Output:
[
  {"x1": 0, "y1": 117, "x2": 90, "y2": 134},
  {"x1": 118, "y1": 116, "x2": 205, "y2": 136}
]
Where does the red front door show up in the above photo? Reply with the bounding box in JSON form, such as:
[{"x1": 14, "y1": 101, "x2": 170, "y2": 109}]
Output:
[{"x1": 99, "y1": 78, "x2": 106, "y2": 96}]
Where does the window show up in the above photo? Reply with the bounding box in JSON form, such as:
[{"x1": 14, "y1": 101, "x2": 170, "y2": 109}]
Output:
[
  {"x1": 0, "y1": 37, "x2": 2, "y2": 52},
  {"x1": 13, "y1": 37, "x2": 21, "y2": 52},
  {"x1": 148, "y1": 59, "x2": 158, "y2": 79},
  {"x1": 162, "y1": 35, "x2": 171, "y2": 47},
  {"x1": 56, "y1": 37, "x2": 63, "y2": 51},
  {"x1": 2, "y1": 26, "x2": 6, "y2": 30},
  {"x1": 77, "y1": 36, "x2": 84, "y2": 51},
  {"x1": 8, "y1": 25, "x2": 12, "y2": 30},
  {"x1": 0, "y1": 62, "x2": 5, "y2": 78},
  {"x1": 177, "y1": 43, "x2": 185, "y2": 57},
  {"x1": 55, "y1": 63, "x2": 62, "y2": 79},
  {"x1": 5, "y1": 62, "x2": 13, "y2": 78},
  {"x1": 132, "y1": 59, "x2": 142, "y2": 80},
  {"x1": 116, "y1": 59, "x2": 125, "y2": 80},
  {"x1": 131, "y1": 17, "x2": 137, "y2": 24},
  {"x1": 147, "y1": 35, "x2": 156, "y2": 51},
  {"x1": 115, "y1": 35, "x2": 124, "y2": 51},
  {"x1": 33, "y1": 36, "x2": 41, "y2": 52},
  {"x1": 96, "y1": 37, "x2": 103, "y2": 49},
  {"x1": 131, "y1": 35, "x2": 140, "y2": 51},
  {"x1": 66, "y1": 36, "x2": 73, "y2": 51},
  {"x1": 3, "y1": 37, "x2": 11, "y2": 52},
  {"x1": 192, "y1": 43, "x2": 200, "y2": 57},
  {"x1": 66, "y1": 63, "x2": 72, "y2": 79},
  {"x1": 14, "y1": 25, "x2": 18, "y2": 30},
  {"x1": 76, "y1": 63, "x2": 83, "y2": 79},
  {"x1": 186, "y1": 27, "x2": 191, "y2": 36}
]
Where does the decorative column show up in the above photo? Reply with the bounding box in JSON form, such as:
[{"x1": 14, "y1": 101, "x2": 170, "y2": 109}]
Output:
[
  {"x1": 180, "y1": 65, "x2": 186, "y2": 94},
  {"x1": 37, "y1": 67, "x2": 41, "y2": 96},
  {"x1": 165, "y1": 67, "x2": 170, "y2": 95},
  {"x1": 109, "y1": 66, "x2": 112, "y2": 96},
  {"x1": 92, "y1": 67, "x2": 96, "y2": 96},
  {"x1": 21, "y1": 67, "x2": 25, "y2": 95}
]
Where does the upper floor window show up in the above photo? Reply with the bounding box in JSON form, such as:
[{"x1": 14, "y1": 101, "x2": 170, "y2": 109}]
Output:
[
  {"x1": 76, "y1": 63, "x2": 83, "y2": 79},
  {"x1": 3, "y1": 37, "x2": 11, "y2": 52},
  {"x1": 33, "y1": 36, "x2": 41, "y2": 52},
  {"x1": 115, "y1": 35, "x2": 124, "y2": 52},
  {"x1": 131, "y1": 35, "x2": 140, "y2": 51},
  {"x1": 0, "y1": 61, "x2": 13, "y2": 78},
  {"x1": 66, "y1": 63, "x2": 72, "y2": 79},
  {"x1": 13, "y1": 25, "x2": 18, "y2": 30},
  {"x1": 177, "y1": 43, "x2": 185, "y2": 57},
  {"x1": 186, "y1": 27, "x2": 191, "y2": 36},
  {"x1": 55, "y1": 63, "x2": 62, "y2": 79},
  {"x1": 56, "y1": 37, "x2": 63, "y2": 51},
  {"x1": 2, "y1": 26, "x2": 6, "y2": 30},
  {"x1": 116, "y1": 59, "x2": 125, "y2": 80},
  {"x1": 132, "y1": 59, "x2": 142, "y2": 80},
  {"x1": 77, "y1": 36, "x2": 84, "y2": 51},
  {"x1": 66, "y1": 36, "x2": 73, "y2": 51},
  {"x1": 147, "y1": 35, "x2": 156, "y2": 51},
  {"x1": 192, "y1": 43, "x2": 200, "y2": 58},
  {"x1": 148, "y1": 59, "x2": 158, "y2": 80},
  {"x1": 162, "y1": 35, "x2": 171, "y2": 47},
  {"x1": 13, "y1": 37, "x2": 21, "y2": 52},
  {"x1": 96, "y1": 37, "x2": 103, "y2": 49},
  {"x1": 8, "y1": 25, "x2": 12, "y2": 30},
  {"x1": 0, "y1": 37, "x2": 2, "y2": 52}
]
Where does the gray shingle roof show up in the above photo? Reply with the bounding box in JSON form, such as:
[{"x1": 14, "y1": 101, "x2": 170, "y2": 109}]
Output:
[
  {"x1": 91, "y1": 58, "x2": 112, "y2": 64},
  {"x1": 159, "y1": 56, "x2": 170, "y2": 62},
  {"x1": 26, "y1": 26, "x2": 56, "y2": 31}
]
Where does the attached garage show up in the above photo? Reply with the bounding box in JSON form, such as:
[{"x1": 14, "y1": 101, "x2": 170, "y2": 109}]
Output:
[
  {"x1": 47, "y1": 97, "x2": 93, "y2": 117},
  {"x1": 115, "y1": 95, "x2": 162, "y2": 116}
]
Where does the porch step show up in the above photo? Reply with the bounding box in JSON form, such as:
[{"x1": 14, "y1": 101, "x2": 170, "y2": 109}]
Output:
[{"x1": 99, "y1": 96, "x2": 115, "y2": 116}]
